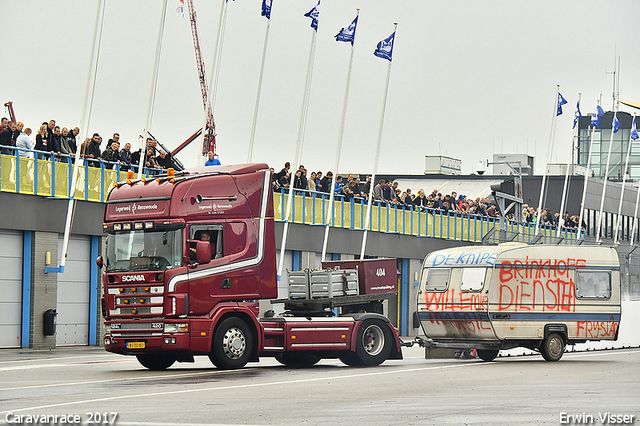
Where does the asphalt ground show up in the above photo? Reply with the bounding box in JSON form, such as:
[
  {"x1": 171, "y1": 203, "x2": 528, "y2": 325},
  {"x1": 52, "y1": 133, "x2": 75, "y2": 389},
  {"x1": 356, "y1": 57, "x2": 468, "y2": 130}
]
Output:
[{"x1": 0, "y1": 344, "x2": 639, "y2": 426}]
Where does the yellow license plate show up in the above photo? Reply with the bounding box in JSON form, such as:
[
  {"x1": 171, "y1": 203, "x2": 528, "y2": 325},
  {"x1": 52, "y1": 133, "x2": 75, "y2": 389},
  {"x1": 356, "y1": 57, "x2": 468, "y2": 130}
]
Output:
[{"x1": 126, "y1": 342, "x2": 146, "y2": 349}]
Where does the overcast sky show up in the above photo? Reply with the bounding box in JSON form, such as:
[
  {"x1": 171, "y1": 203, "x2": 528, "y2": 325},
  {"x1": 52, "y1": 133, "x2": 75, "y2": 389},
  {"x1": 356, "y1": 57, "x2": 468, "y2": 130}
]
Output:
[{"x1": 4, "y1": 0, "x2": 640, "y2": 175}]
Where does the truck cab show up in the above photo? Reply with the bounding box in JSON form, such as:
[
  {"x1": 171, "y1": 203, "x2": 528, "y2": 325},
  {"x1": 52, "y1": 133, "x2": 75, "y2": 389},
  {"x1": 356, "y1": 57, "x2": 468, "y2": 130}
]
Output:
[{"x1": 101, "y1": 164, "x2": 402, "y2": 370}]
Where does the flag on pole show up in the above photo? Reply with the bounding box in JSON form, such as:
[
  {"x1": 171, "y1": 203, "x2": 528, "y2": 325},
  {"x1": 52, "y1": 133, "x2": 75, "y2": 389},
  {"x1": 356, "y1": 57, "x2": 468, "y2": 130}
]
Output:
[
  {"x1": 335, "y1": 15, "x2": 358, "y2": 45},
  {"x1": 573, "y1": 100, "x2": 582, "y2": 129},
  {"x1": 557, "y1": 93, "x2": 568, "y2": 116},
  {"x1": 591, "y1": 104, "x2": 605, "y2": 128},
  {"x1": 632, "y1": 117, "x2": 639, "y2": 141},
  {"x1": 261, "y1": 0, "x2": 272, "y2": 19},
  {"x1": 613, "y1": 112, "x2": 620, "y2": 134},
  {"x1": 176, "y1": 0, "x2": 184, "y2": 14},
  {"x1": 374, "y1": 31, "x2": 395, "y2": 61},
  {"x1": 304, "y1": 1, "x2": 320, "y2": 31}
]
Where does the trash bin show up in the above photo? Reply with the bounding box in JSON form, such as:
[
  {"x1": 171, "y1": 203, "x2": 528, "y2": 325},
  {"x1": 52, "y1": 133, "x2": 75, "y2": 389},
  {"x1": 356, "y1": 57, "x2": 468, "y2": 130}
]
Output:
[{"x1": 43, "y1": 309, "x2": 57, "y2": 336}]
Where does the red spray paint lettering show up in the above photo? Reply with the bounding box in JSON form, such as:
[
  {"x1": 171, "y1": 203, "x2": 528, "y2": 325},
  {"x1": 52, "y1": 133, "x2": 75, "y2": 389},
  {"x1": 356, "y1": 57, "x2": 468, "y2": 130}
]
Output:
[
  {"x1": 497, "y1": 258, "x2": 584, "y2": 311},
  {"x1": 576, "y1": 318, "x2": 618, "y2": 338}
]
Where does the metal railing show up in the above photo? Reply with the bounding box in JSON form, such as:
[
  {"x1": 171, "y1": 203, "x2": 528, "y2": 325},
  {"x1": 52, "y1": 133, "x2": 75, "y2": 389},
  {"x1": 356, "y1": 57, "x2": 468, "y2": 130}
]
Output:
[
  {"x1": 273, "y1": 188, "x2": 583, "y2": 245},
  {"x1": 1, "y1": 146, "x2": 583, "y2": 244},
  {"x1": 0, "y1": 146, "x2": 164, "y2": 202}
]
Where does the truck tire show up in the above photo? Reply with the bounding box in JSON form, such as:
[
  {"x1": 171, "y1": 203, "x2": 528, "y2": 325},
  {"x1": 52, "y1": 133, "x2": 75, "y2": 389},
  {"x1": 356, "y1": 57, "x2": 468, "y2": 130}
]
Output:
[
  {"x1": 339, "y1": 351, "x2": 361, "y2": 367},
  {"x1": 354, "y1": 319, "x2": 392, "y2": 366},
  {"x1": 540, "y1": 333, "x2": 565, "y2": 362},
  {"x1": 136, "y1": 354, "x2": 175, "y2": 370},
  {"x1": 211, "y1": 317, "x2": 254, "y2": 370},
  {"x1": 476, "y1": 349, "x2": 499, "y2": 362},
  {"x1": 275, "y1": 352, "x2": 321, "y2": 368}
]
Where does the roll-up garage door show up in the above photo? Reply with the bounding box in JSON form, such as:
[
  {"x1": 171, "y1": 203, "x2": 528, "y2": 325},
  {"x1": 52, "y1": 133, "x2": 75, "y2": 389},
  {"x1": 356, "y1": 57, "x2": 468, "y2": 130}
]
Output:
[
  {"x1": 56, "y1": 235, "x2": 91, "y2": 346},
  {"x1": 0, "y1": 230, "x2": 23, "y2": 348}
]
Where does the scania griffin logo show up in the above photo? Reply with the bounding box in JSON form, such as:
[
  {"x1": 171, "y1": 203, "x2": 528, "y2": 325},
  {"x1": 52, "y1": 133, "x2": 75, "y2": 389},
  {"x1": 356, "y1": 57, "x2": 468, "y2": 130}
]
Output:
[{"x1": 121, "y1": 274, "x2": 145, "y2": 282}]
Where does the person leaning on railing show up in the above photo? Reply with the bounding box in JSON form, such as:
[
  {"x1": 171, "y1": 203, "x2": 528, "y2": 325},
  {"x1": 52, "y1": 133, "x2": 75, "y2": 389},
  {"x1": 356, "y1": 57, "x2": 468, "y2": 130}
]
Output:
[{"x1": 15, "y1": 125, "x2": 33, "y2": 158}]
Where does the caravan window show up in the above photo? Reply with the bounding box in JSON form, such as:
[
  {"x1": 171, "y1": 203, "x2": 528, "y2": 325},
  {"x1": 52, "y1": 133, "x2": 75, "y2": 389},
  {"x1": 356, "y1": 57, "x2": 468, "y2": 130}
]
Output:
[
  {"x1": 460, "y1": 268, "x2": 486, "y2": 292},
  {"x1": 576, "y1": 271, "x2": 611, "y2": 299},
  {"x1": 424, "y1": 268, "x2": 450, "y2": 292}
]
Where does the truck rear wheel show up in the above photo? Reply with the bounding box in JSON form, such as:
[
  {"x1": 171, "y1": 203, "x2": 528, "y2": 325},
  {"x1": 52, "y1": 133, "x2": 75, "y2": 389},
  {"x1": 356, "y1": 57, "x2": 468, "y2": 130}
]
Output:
[
  {"x1": 354, "y1": 319, "x2": 392, "y2": 366},
  {"x1": 476, "y1": 349, "x2": 499, "y2": 362},
  {"x1": 136, "y1": 354, "x2": 175, "y2": 370},
  {"x1": 275, "y1": 352, "x2": 321, "y2": 368},
  {"x1": 211, "y1": 317, "x2": 254, "y2": 370},
  {"x1": 540, "y1": 333, "x2": 565, "y2": 362}
]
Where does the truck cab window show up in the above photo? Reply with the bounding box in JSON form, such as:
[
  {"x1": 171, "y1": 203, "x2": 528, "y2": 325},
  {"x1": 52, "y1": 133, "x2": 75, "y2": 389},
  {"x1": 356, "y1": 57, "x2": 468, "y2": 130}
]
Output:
[
  {"x1": 190, "y1": 225, "x2": 223, "y2": 261},
  {"x1": 105, "y1": 227, "x2": 183, "y2": 272},
  {"x1": 423, "y1": 268, "x2": 450, "y2": 292},
  {"x1": 576, "y1": 271, "x2": 611, "y2": 299}
]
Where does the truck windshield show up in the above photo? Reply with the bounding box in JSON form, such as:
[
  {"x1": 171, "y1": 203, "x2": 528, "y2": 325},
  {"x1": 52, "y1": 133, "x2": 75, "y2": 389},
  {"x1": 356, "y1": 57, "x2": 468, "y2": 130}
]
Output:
[{"x1": 106, "y1": 228, "x2": 183, "y2": 272}]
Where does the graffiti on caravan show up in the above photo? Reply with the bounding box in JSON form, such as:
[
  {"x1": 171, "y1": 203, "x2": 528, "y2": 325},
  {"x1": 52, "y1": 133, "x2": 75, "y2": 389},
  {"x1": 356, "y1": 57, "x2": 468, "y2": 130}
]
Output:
[{"x1": 430, "y1": 251, "x2": 498, "y2": 267}]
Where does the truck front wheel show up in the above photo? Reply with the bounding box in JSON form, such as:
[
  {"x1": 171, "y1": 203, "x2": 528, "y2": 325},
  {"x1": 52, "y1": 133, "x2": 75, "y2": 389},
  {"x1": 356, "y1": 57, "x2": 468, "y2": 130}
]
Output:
[
  {"x1": 540, "y1": 333, "x2": 565, "y2": 362},
  {"x1": 354, "y1": 319, "x2": 392, "y2": 366},
  {"x1": 136, "y1": 354, "x2": 175, "y2": 370},
  {"x1": 211, "y1": 317, "x2": 254, "y2": 370}
]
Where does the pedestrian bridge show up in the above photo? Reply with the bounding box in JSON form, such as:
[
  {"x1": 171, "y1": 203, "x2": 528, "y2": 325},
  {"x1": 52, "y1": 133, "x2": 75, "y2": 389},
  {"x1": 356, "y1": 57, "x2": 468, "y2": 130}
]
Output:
[{"x1": 0, "y1": 153, "x2": 582, "y2": 245}]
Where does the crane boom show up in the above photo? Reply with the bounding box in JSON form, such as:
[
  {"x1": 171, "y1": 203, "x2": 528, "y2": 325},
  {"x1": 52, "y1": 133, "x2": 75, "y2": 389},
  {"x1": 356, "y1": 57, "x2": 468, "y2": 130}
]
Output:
[{"x1": 186, "y1": 0, "x2": 216, "y2": 156}]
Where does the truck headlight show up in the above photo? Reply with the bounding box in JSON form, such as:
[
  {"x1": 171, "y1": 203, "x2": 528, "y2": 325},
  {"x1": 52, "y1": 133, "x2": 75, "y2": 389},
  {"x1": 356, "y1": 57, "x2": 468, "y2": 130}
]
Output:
[{"x1": 164, "y1": 323, "x2": 189, "y2": 333}]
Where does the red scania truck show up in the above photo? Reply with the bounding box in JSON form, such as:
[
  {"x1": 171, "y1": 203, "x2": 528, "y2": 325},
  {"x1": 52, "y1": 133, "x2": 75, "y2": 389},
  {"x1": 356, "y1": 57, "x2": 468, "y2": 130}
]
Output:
[{"x1": 100, "y1": 164, "x2": 402, "y2": 370}]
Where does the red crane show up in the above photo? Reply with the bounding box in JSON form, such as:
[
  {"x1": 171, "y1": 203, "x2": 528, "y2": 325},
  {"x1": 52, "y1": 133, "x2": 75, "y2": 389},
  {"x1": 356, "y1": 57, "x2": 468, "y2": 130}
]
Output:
[{"x1": 177, "y1": 0, "x2": 216, "y2": 158}]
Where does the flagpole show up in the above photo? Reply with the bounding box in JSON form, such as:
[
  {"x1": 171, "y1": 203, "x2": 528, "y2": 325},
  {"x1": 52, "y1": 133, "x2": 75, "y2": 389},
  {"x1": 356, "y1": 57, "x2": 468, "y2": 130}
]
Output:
[
  {"x1": 535, "y1": 85, "x2": 560, "y2": 235},
  {"x1": 59, "y1": 0, "x2": 105, "y2": 273},
  {"x1": 614, "y1": 114, "x2": 635, "y2": 243},
  {"x1": 321, "y1": 10, "x2": 359, "y2": 262},
  {"x1": 577, "y1": 101, "x2": 601, "y2": 240},
  {"x1": 138, "y1": 0, "x2": 168, "y2": 180},
  {"x1": 247, "y1": 14, "x2": 272, "y2": 163},
  {"x1": 361, "y1": 23, "x2": 397, "y2": 258},
  {"x1": 198, "y1": 0, "x2": 227, "y2": 166},
  {"x1": 557, "y1": 94, "x2": 581, "y2": 238},
  {"x1": 278, "y1": 18, "x2": 319, "y2": 279},
  {"x1": 596, "y1": 108, "x2": 618, "y2": 242}
]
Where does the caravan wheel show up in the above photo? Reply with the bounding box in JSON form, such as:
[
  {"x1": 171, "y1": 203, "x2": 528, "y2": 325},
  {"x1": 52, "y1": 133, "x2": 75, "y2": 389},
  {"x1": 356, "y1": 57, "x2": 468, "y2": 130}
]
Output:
[
  {"x1": 540, "y1": 333, "x2": 565, "y2": 362},
  {"x1": 476, "y1": 349, "x2": 499, "y2": 361}
]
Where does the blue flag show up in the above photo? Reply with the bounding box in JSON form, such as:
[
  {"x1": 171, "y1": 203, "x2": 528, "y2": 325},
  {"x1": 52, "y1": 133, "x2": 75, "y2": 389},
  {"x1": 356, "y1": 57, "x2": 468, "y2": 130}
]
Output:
[
  {"x1": 304, "y1": 0, "x2": 320, "y2": 31},
  {"x1": 573, "y1": 100, "x2": 582, "y2": 129},
  {"x1": 613, "y1": 112, "x2": 620, "y2": 134},
  {"x1": 557, "y1": 93, "x2": 568, "y2": 116},
  {"x1": 261, "y1": 0, "x2": 272, "y2": 19},
  {"x1": 335, "y1": 15, "x2": 358, "y2": 45},
  {"x1": 591, "y1": 104, "x2": 605, "y2": 128},
  {"x1": 374, "y1": 31, "x2": 395, "y2": 61},
  {"x1": 632, "y1": 117, "x2": 639, "y2": 141}
]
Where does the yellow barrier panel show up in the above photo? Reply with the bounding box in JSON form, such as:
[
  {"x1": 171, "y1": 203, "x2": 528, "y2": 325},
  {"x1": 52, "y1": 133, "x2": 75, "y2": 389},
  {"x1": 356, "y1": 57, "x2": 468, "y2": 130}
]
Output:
[
  {"x1": 54, "y1": 162, "x2": 70, "y2": 198},
  {"x1": 0, "y1": 154, "x2": 16, "y2": 193},
  {"x1": 18, "y1": 157, "x2": 35, "y2": 195}
]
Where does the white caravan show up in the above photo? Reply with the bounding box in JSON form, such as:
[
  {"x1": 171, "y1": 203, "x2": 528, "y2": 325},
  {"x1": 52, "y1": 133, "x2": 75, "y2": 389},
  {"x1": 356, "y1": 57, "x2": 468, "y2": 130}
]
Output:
[{"x1": 417, "y1": 244, "x2": 621, "y2": 361}]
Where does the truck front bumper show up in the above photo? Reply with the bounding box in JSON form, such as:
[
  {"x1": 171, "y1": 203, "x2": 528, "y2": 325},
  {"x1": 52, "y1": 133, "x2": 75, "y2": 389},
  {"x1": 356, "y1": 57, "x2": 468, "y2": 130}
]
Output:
[{"x1": 103, "y1": 333, "x2": 192, "y2": 355}]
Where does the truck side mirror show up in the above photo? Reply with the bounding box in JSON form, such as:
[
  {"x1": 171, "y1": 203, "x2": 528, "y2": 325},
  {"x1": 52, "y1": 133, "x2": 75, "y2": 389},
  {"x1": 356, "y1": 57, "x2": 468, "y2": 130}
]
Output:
[
  {"x1": 195, "y1": 241, "x2": 212, "y2": 265},
  {"x1": 96, "y1": 255, "x2": 104, "y2": 269}
]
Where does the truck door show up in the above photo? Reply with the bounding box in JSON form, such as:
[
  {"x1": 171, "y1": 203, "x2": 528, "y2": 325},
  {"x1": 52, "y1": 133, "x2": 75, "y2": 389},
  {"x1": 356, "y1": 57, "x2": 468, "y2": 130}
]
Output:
[{"x1": 187, "y1": 224, "x2": 229, "y2": 315}]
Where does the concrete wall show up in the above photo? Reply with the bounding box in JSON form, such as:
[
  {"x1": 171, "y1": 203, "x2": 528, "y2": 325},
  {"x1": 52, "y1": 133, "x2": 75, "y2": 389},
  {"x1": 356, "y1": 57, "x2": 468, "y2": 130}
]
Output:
[{"x1": 30, "y1": 232, "x2": 59, "y2": 349}]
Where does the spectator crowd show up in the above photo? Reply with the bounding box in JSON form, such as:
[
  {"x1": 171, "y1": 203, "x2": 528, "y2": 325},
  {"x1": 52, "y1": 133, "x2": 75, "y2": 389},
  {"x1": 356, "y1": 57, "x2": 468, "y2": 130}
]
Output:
[
  {"x1": 0, "y1": 117, "x2": 175, "y2": 173},
  {"x1": 269, "y1": 161, "x2": 586, "y2": 230},
  {"x1": 0, "y1": 118, "x2": 584, "y2": 231}
]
